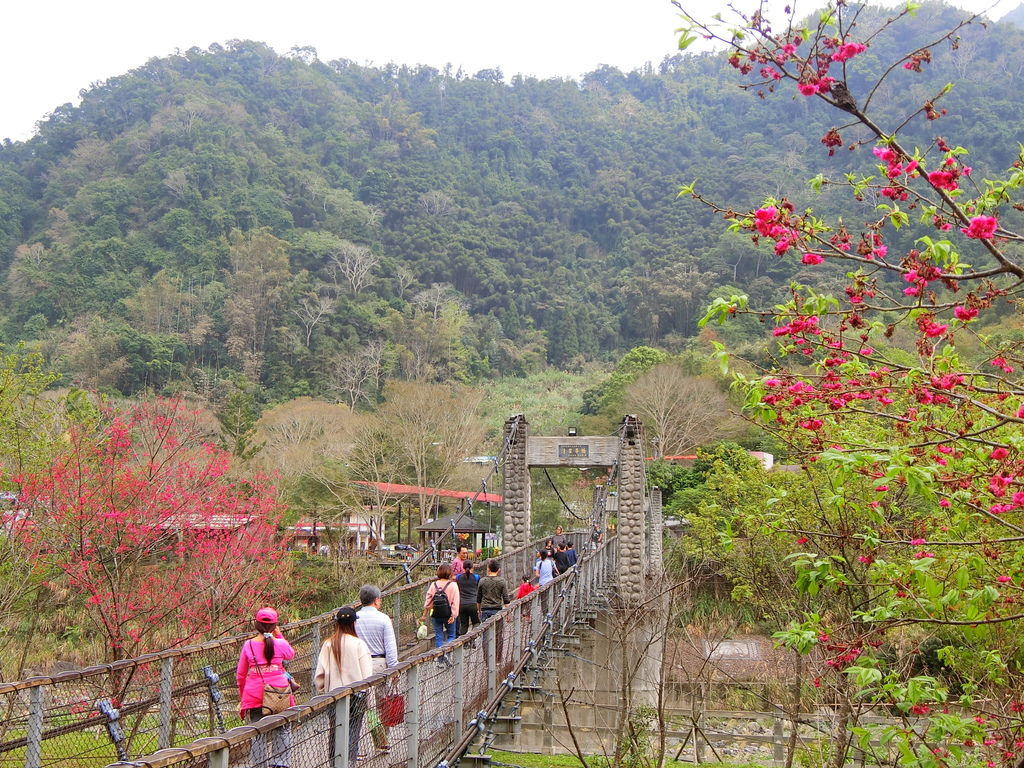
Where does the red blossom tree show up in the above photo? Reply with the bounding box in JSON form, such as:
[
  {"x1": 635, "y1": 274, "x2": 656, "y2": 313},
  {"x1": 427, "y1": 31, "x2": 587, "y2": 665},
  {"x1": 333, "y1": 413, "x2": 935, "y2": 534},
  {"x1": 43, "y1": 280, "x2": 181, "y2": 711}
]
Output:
[
  {"x1": 17, "y1": 398, "x2": 289, "y2": 660},
  {"x1": 676, "y1": 2, "x2": 1024, "y2": 766}
]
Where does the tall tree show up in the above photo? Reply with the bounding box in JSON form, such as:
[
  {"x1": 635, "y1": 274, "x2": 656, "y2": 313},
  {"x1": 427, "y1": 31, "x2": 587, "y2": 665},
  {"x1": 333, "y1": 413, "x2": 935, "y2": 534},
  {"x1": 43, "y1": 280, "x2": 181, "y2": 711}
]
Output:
[
  {"x1": 376, "y1": 381, "x2": 486, "y2": 522},
  {"x1": 624, "y1": 366, "x2": 745, "y2": 457},
  {"x1": 224, "y1": 228, "x2": 290, "y2": 381},
  {"x1": 327, "y1": 241, "x2": 379, "y2": 298}
]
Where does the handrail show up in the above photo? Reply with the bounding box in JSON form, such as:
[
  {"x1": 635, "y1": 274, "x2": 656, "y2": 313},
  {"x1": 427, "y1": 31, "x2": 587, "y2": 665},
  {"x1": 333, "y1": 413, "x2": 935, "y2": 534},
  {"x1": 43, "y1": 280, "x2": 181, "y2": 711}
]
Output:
[
  {"x1": 104, "y1": 534, "x2": 615, "y2": 768},
  {"x1": 0, "y1": 531, "x2": 588, "y2": 767},
  {"x1": 0, "y1": 533, "x2": 545, "y2": 695}
]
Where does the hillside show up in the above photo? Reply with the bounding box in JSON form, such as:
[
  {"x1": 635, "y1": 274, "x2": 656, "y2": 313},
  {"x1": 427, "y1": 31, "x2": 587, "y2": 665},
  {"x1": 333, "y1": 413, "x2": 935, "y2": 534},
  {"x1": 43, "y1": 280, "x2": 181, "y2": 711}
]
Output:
[{"x1": 0, "y1": 1, "x2": 1021, "y2": 402}]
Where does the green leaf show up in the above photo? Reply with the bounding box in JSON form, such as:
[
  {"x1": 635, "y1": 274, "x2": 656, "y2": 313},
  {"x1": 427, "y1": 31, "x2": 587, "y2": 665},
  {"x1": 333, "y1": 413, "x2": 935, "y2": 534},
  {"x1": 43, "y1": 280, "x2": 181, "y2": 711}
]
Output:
[
  {"x1": 845, "y1": 665, "x2": 883, "y2": 687},
  {"x1": 677, "y1": 33, "x2": 698, "y2": 51},
  {"x1": 887, "y1": 206, "x2": 909, "y2": 229},
  {"x1": 698, "y1": 294, "x2": 748, "y2": 328},
  {"x1": 710, "y1": 341, "x2": 730, "y2": 375}
]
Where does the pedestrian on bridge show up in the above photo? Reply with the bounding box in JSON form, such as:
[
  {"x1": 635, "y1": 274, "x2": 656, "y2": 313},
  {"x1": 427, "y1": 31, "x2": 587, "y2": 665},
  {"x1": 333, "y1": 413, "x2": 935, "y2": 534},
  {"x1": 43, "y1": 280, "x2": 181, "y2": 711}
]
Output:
[
  {"x1": 535, "y1": 549, "x2": 559, "y2": 586},
  {"x1": 451, "y1": 543, "x2": 469, "y2": 577},
  {"x1": 516, "y1": 573, "x2": 536, "y2": 600},
  {"x1": 551, "y1": 525, "x2": 569, "y2": 550},
  {"x1": 315, "y1": 606, "x2": 373, "y2": 763},
  {"x1": 236, "y1": 607, "x2": 295, "y2": 767},
  {"x1": 553, "y1": 543, "x2": 572, "y2": 574},
  {"x1": 456, "y1": 560, "x2": 481, "y2": 638},
  {"x1": 478, "y1": 560, "x2": 512, "y2": 661},
  {"x1": 356, "y1": 584, "x2": 398, "y2": 754},
  {"x1": 478, "y1": 560, "x2": 512, "y2": 622},
  {"x1": 421, "y1": 563, "x2": 460, "y2": 647}
]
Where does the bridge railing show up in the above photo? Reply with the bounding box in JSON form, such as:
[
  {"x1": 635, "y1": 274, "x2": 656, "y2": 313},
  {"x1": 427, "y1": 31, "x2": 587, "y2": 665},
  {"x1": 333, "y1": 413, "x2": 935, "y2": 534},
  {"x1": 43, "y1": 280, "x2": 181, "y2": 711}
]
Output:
[
  {"x1": 103, "y1": 535, "x2": 616, "y2": 768},
  {"x1": 0, "y1": 532, "x2": 588, "y2": 768}
]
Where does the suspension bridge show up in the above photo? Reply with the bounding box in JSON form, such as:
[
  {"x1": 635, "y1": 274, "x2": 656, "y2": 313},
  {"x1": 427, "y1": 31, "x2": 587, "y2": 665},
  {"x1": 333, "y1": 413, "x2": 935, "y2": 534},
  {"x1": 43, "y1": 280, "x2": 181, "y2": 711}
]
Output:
[{"x1": 0, "y1": 416, "x2": 667, "y2": 768}]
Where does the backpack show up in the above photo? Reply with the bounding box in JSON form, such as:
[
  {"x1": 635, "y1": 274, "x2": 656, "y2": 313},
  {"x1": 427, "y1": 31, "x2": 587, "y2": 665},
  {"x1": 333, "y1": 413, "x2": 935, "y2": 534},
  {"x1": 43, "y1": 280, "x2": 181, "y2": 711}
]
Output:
[{"x1": 431, "y1": 581, "x2": 452, "y2": 620}]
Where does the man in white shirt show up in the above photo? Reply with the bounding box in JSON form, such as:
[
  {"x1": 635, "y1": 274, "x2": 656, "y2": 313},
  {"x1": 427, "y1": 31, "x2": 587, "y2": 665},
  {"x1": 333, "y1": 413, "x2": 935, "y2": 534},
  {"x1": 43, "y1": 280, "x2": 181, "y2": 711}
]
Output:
[{"x1": 356, "y1": 584, "x2": 399, "y2": 753}]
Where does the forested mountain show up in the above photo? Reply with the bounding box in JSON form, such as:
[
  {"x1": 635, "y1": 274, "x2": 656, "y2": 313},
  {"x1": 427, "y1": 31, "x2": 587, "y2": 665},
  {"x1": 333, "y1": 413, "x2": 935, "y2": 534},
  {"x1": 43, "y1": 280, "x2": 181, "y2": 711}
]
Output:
[
  {"x1": 1003, "y1": 3, "x2": 1024, "y2": 26},
  {"x1": 1, "y1": 2, "x2": 1021, "y2": 403}
]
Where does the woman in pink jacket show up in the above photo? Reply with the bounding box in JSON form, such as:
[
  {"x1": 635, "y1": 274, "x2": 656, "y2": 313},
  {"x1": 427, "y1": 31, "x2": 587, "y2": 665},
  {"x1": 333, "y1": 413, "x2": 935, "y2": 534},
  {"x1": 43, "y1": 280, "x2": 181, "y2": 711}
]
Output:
[
  {"x1": 420, "y1": 563, "x2": 460, "y2": 647},
  {"x1": 236, "y1": 607, "x2": 295, "y2": 767}
]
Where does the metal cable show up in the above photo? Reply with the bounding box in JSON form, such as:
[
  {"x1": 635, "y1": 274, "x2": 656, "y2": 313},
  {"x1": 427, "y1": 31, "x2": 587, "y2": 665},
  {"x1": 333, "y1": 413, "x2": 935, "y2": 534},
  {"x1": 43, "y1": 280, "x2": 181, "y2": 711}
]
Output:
[{"x1": 542, "y1": 469, "x2": 588, "y2": 521}]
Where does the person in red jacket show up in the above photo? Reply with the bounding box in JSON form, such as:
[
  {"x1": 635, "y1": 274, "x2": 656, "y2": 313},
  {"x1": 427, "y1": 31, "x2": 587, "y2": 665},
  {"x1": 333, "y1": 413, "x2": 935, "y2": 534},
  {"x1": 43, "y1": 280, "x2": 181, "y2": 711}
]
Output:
[{"x1": 516, "y1": 573, "x2": 536, "y2": 600}]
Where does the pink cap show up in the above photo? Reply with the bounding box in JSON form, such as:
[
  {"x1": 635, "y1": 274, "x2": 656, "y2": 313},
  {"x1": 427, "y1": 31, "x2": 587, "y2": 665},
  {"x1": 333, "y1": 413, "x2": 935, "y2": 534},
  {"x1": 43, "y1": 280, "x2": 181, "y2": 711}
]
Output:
[{"x1": 255, "y1": 607, "x2": 279, "y2": 623}]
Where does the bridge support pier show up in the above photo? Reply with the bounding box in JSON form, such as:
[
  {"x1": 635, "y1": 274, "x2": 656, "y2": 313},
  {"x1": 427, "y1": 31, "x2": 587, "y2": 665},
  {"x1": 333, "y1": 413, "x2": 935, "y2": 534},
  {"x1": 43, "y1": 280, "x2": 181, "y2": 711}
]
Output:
[{"x1": 499, "y1": 604, "x2": 667, "y2": 758}]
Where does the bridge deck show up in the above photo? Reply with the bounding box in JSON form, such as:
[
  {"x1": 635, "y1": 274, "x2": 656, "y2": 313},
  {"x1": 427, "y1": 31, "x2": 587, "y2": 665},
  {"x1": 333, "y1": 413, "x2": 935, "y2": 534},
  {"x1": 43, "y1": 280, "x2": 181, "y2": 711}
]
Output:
[
  {"x1": 103, "y1": 537, "x2": 616, "y2": 768},
  {"x1": 0, "y1": 532, "x2": 610, "y2": 768}
]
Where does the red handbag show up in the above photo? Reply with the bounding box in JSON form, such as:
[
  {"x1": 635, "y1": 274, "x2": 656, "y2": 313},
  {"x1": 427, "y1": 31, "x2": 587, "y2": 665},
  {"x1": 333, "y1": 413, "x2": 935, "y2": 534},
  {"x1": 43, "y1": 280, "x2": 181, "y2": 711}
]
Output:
[{"x1": 380, "y1": 693, "x2": 405, "y2": 726}]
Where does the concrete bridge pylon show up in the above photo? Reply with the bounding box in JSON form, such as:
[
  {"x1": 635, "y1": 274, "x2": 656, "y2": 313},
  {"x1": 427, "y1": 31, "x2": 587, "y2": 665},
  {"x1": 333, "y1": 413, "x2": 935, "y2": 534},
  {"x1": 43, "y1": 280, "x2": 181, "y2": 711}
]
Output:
[{"x1": 501, "y1": 414, "x2": 662, "y2": 604}]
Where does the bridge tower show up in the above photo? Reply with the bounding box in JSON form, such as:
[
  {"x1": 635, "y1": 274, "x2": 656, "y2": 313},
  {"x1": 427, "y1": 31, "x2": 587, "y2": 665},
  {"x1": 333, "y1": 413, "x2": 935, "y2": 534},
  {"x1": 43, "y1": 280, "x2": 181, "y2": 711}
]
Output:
[
  {"x1": 501, "y1": 414, "x2": 662, "y2": 600},
  {"x1": 615, "y1": 415, "x2": 648, "y2": 603},
  {"x1": 501, "y1": 415, "x2": 531, "y2": 551}
]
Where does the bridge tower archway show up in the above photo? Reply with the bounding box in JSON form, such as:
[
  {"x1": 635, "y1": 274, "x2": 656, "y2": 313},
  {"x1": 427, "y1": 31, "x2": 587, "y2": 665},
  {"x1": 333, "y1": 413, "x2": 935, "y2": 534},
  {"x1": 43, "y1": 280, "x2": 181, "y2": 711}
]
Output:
[{"x1": 501, "y1": 414, "x2": 661, "y2": 603}]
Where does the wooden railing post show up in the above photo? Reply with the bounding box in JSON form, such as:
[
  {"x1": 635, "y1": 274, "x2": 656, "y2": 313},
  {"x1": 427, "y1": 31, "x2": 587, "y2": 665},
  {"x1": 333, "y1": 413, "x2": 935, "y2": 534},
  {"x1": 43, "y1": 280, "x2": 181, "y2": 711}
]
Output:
[
  {"x1": 334, "y1": 695, "x2": 351, "y2": 768},
  {"x1": 454, "y1": 644, "x2": 465, "y2": 728},
  {"x1": 209, "y1": 745, "x2": 229, "y2": 768},
  {"x1": 25, "y1": 685, "x2": 44, "y2": 768},
  {"x1": 310, "y1": 623, "x2": 322, "y2": 690},
  {"x1": 486, "y1": 625, "x2": 497, "y2": 699},
  {"x1": 407, "y1": 665, "x2": 421, "y2": 768},
  {"x1": 158, "y1": 657, "x2": 173, "y2": 749}
]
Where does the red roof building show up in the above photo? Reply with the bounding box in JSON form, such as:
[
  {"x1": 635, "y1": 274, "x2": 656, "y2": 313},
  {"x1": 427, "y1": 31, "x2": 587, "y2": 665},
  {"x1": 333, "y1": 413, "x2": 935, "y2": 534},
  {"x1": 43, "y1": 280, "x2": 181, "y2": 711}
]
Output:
[{"x1": 352, "y1": 481, "x2": 502, "y2": 504}]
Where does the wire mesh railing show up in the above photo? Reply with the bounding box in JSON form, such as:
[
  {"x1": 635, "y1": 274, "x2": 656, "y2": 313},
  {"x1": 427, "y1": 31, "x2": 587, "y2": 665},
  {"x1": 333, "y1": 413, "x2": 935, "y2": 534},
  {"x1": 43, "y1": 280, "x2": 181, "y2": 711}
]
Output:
[
  {"x1": 0, "y1": 532, "x2": 589, "y2": 768},
  {"x1": 100, "y1": 534, "x2": 615, "y2": 768}
]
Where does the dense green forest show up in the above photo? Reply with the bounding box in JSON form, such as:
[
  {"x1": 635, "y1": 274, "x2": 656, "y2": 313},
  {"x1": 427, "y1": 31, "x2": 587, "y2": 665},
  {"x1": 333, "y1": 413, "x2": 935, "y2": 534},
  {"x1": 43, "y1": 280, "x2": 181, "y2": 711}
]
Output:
[{"x1": 1, "y1": 2, "x2": 1022, "y2": 406}]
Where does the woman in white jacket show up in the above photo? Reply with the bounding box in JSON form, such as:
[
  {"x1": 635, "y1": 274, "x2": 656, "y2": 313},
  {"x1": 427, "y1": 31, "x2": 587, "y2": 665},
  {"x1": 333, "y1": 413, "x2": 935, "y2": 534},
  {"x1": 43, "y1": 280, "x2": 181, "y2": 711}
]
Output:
[{"x1": 315, "y1": 606, "x2": 373, "y2": 761}]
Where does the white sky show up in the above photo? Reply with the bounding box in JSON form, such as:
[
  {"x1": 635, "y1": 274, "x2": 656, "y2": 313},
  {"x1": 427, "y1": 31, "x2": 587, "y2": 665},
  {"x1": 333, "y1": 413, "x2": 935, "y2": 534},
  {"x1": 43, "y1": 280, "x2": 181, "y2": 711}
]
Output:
[{"x1": 0, "y1": 0, "x2": 1017, "y2": 142}]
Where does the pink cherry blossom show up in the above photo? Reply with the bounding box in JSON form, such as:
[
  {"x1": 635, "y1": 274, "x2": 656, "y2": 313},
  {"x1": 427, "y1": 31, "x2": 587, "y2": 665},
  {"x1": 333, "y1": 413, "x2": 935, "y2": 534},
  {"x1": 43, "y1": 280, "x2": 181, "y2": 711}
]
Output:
[
  {"x1": 831, "y1": 42, "x2": 867, "y2": 62},
  {"x1": 961, "y1": 215, "x2": 998, "y2": 239},
  {"x1": 873, "y1": 146, "x2": 898, "y2": 164},
  {"x1": 802, "y1": 252, "x2": 824, "y2": 265},
  {"x1": 753, "y1": 207, "x2": 778, "y2": 236},
  {"x1": 927, "y1": 170, "x2": 958, "y2": 190}
]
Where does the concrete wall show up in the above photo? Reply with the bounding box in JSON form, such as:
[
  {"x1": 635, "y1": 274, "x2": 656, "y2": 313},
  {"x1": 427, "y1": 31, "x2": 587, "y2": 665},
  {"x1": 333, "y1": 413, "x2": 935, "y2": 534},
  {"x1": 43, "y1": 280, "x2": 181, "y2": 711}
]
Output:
[{"x1": 496, "y1": 607, "x2": 665, "y2": 756}]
